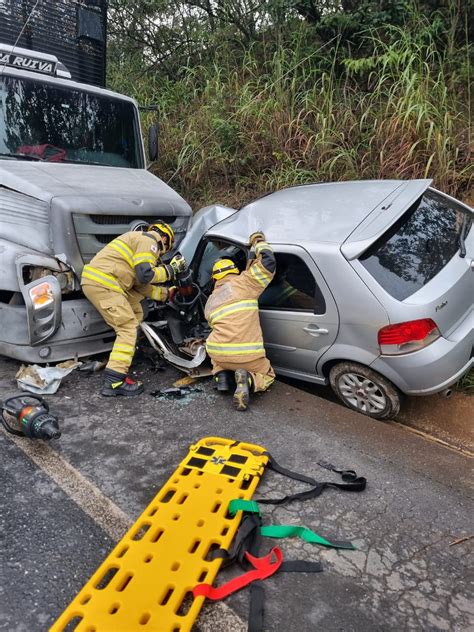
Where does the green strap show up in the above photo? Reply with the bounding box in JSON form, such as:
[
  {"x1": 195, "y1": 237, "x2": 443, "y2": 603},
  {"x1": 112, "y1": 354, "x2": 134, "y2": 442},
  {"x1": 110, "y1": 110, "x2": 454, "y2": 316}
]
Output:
[
  {"x1": 260, "y1": 525, "x2": 355, "y2": 550},
  {"x1": 228, "y1": 500, "x2": 354, "y2": 549},
  {"x1": 228, "y1": 499, "x2": 261, "y2": 517}
]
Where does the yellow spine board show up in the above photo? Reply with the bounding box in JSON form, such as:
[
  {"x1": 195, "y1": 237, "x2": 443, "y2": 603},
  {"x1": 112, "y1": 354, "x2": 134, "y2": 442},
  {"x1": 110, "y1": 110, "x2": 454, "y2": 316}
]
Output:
[{"x1": 50, "y1": 437, "x2": 268, "y2": 632}]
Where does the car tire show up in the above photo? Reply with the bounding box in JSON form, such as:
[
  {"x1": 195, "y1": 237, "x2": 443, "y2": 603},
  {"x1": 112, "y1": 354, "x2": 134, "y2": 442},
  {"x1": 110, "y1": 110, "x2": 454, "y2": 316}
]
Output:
[{"x1": 329, "y1": 362, "x2": 401, "y2": 420}]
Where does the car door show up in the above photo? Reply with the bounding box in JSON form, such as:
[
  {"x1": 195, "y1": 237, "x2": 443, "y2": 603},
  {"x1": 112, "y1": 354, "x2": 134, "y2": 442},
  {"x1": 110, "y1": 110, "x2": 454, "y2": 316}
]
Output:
[{"x1": 259, "y1": 245, "x2": 339, "y2": 380}]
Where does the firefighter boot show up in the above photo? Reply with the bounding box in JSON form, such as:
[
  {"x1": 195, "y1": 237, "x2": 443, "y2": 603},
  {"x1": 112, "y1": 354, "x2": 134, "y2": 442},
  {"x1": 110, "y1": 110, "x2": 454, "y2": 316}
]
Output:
[
  {"x1": 233, "y1": 369, "x2": 252, "y2": 411},
  {"x1": 214, "y1": 371, "x2": 233, "y2": 392},
  {"x1": 101, "y1": 368, "x2": 144, "y2": 397}
]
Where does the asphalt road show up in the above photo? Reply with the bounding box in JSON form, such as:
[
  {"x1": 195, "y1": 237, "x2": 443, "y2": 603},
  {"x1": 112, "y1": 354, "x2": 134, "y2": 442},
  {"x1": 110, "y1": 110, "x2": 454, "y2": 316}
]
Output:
[{"x1": 0, "y1": 356, "x2": 473, "y2": 632}]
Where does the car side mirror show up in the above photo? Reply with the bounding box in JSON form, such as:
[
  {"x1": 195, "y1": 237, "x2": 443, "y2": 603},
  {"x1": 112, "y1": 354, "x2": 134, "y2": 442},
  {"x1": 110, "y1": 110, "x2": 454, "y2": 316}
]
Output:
[{"x1": 148, "y1": 124, "x2": 159, "y2": 162}]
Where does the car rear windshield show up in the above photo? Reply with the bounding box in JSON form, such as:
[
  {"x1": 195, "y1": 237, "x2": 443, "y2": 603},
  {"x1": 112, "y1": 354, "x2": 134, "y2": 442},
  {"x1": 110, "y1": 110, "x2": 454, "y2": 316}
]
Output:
[{"x1": 359, "y1": 190, "x2": 472, "y2": 301}]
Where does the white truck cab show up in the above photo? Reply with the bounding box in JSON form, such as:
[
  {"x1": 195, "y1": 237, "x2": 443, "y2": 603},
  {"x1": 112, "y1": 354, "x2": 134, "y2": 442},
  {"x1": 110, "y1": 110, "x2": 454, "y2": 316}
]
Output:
[{"x1": 0, "y1": 41, "x2": 191, "y2": 362}]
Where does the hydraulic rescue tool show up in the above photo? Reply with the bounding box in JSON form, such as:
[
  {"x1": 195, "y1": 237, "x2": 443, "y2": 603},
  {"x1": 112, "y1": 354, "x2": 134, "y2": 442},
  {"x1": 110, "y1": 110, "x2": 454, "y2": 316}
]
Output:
[
  {"x1": 0, "y1": 393, "x2": 61, "y2": 440},
  {"x1": 140, "y1": 253, "x2": 208, "y2": 373},
  {"x1": 172, "y1": 254, "x2": 196, "y2": 300}
]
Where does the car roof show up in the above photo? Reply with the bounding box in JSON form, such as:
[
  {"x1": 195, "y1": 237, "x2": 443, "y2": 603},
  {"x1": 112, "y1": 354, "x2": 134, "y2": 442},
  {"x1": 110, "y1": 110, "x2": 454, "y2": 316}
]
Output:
[{"x1": 206, "y1": 179, "x2": 432, "y2": 251}]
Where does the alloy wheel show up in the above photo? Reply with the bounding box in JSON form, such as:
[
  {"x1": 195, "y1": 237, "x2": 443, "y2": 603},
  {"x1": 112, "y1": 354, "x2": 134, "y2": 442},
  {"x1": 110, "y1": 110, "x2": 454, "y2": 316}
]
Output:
[{"x1": 338, "y1": 372, "x2": 387, "y2": 414}]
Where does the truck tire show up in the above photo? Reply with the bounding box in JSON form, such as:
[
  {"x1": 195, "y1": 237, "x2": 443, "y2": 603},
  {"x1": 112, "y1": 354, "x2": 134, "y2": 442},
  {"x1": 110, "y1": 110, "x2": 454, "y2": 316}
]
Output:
[{"x1": 329, "y1": 361, "x2": 401, "y2": 420}]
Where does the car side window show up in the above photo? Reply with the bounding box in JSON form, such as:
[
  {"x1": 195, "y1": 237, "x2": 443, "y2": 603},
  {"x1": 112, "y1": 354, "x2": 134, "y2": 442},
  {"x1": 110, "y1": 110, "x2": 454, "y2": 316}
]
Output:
[{"x1": 259, "y1": 253, "x2": 326, "y2": 314}]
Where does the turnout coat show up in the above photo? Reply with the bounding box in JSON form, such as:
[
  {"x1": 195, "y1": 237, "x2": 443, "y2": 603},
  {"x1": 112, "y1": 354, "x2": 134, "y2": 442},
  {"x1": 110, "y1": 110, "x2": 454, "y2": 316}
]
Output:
[
  {"x1": 81, "y1": 231, "x2": 172, "y2": 302},
  {"x1": 204, "y1": 241, "x2": 276, "y2": 364}
]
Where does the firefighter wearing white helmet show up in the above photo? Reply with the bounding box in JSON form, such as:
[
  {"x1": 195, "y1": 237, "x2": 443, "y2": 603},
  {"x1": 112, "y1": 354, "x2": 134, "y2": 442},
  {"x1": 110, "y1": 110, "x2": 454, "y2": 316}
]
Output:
[
  {"x1": 81, "y1": 221, "x2": 187, "y2": 396},
  {"x1": 205, "y1": 232, "x2": 276, "y2": 411}
]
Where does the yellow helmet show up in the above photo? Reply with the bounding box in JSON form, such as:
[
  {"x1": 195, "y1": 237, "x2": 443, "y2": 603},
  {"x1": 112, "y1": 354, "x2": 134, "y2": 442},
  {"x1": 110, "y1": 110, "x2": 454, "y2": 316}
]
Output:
[
  {"x1": 212, "y1": 258, "x2": 239, "y2": 281},
  {"x1": 147, "y1": 221, "x2": 175, "y2": 252}
]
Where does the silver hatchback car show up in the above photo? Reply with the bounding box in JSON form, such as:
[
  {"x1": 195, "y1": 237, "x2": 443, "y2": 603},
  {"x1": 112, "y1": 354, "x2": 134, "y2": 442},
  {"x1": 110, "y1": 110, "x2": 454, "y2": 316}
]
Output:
[{"x1": 178, "y1": 179, "x2": 473, "y2": 419}]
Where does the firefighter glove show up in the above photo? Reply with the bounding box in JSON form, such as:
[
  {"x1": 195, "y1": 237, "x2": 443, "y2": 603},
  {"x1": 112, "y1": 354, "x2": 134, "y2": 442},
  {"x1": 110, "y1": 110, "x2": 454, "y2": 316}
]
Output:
[
  {"x1": 249, "y1": 231, "x2": 265, "y2": 247},
  {"x1": 169, "y1": 254, "x2": 187, "y2": 277}
]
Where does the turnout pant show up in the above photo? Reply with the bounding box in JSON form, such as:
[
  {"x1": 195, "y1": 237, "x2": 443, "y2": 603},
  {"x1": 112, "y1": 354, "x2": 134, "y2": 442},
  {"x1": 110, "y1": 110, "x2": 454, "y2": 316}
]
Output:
[
  {"x1": 210, "y1": 356, "x2": 275, "y2": 392},
  {"x1": 83, "y1": 284, "x2": 145, "y2": 373}
]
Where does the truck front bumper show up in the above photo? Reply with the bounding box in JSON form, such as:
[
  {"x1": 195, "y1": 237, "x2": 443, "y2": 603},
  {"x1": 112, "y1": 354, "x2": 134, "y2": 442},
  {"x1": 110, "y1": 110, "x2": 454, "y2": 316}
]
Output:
[{"x1": 0, "y1": 296, "x2": 114, "y2": 364}]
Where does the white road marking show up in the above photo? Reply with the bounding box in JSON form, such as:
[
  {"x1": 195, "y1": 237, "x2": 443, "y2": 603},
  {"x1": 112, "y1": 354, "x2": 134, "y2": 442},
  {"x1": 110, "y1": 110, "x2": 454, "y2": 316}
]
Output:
[
  {"x1": 3, "y1": 430, "x2": 132, "y2": 540},
  {"x1": 3, "y1": 430, "x2": 246, "y2": 632}
]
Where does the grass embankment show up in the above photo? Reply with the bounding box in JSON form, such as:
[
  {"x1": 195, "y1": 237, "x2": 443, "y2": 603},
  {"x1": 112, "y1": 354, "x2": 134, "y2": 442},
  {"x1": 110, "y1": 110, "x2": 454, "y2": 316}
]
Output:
[
  {"x1": 110, "y1": 18, "x2": 472, "y2": 209},
  {"x1": 457, "y1": 369, "x2": 474, "y2": 394}
]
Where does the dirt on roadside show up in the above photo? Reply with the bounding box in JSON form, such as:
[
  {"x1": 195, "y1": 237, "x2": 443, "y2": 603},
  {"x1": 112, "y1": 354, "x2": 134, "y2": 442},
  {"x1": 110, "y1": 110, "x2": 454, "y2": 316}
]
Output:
[{"x1": 398, "y1": 392, "x2": 473, "y2": 455}]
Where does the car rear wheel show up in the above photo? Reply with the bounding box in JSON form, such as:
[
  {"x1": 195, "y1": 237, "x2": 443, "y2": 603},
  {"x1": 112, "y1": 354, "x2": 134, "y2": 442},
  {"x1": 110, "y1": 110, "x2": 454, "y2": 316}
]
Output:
[{"x1": 329, "y1": 362, "x2": 401, "y2": 419}]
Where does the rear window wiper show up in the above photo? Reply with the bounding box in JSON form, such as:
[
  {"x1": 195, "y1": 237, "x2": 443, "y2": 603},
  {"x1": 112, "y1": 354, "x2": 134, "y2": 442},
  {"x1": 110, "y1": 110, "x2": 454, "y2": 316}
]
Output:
[
  {"x1": 458, "y1": 213, "x2": 472, "y2": 258},
  {"x1": 0, "y1": 152, "x2": 45, "y2": 161}
]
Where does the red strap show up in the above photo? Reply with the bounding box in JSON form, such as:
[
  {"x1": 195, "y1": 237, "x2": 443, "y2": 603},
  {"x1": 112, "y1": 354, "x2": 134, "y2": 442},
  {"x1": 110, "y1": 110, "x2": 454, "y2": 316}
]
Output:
[{"x1": 192, "y1": 547, "x2": 283, "y2": 601}]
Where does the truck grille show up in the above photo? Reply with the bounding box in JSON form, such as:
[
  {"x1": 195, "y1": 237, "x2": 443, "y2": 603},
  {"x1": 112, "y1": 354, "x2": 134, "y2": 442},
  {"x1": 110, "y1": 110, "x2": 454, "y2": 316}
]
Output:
[
  {"x1": 89, "y1": 215, "x2": 176, "y2": 225},
  {"x1": 72, "y1": 213, "x2": 186, "y2": 263}
]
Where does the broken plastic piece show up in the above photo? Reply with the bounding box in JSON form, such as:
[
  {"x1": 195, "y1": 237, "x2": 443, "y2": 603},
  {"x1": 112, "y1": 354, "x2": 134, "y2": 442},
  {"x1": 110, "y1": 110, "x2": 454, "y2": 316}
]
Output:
[
  {"x1": 16, "y1": 362, "x2": 81, "y2": 394},
  {"x1": 151, "y1": 386, "x2": 203, "y2": 399}
]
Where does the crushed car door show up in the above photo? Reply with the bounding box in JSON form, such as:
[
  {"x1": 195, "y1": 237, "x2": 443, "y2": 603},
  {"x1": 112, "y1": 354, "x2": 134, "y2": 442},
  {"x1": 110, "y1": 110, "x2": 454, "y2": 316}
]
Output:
[{"x1": 258, "y1": 245, "x2": 339, "y2": 381}]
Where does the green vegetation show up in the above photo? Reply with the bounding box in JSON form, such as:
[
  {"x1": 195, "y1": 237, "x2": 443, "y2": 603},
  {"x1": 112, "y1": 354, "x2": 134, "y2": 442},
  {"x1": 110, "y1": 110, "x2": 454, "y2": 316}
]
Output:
[
  {"x1": 457, "y1": 368, "x2": 474, "y2": 394},
  {"x1": 108, "y1": 0, "x2": 473, "y2": 208}
]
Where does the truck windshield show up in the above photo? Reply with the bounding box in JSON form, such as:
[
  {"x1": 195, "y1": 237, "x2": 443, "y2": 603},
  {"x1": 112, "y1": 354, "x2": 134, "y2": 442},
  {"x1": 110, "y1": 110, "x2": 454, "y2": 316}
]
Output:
[{"x1": 0, "y1": 75, "x2": 142, "y2": 168}]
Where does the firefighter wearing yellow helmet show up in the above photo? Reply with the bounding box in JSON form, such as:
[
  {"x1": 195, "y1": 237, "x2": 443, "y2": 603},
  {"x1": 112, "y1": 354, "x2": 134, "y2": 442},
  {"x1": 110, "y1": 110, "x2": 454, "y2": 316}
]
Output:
[
  {"x1": 81, "y1": 221, "x2": 186, "y2": 396},
  {"x1": 204, "y1": 232, "x2": 276, "y2": 411}
]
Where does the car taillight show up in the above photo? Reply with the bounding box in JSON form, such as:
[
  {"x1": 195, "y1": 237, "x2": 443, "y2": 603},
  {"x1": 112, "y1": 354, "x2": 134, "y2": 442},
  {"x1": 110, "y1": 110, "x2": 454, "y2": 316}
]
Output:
[{"x1": 378, "y1": 318, "x2": 440, "y2": 355}]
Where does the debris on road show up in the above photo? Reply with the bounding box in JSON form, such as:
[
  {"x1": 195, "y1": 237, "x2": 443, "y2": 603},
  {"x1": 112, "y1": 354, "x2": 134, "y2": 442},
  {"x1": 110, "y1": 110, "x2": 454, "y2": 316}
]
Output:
[
  {"x1": 150, "y1": 385, "x2": 203, "y2": 399},
  {"x1": 173, "y1": 374, "x2": 201, "y2": 387},
  {"x1": 78, "y1": 358, "x2": 107, "y2": 374},
  {"x1": 449, "y1": 535, "x2": 474, "y2": 547},
  {"x1": 16, "y1": 361, "x2": 81, "y2": 394}
]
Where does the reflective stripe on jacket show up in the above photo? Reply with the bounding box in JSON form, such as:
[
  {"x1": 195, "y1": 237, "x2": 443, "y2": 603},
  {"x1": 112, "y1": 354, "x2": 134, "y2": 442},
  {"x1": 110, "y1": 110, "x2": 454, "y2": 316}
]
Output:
[
  {"x1": 204, "y1": 242, "x2": 276, "y2": 363},
  {"x1": 81, "y1": 231, "x2": 171, "y2": 294}
]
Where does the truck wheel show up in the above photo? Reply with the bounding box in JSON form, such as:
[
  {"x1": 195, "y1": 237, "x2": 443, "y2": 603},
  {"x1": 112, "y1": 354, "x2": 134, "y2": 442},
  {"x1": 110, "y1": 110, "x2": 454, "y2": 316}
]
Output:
[{"x1": 329, "y1": 362, "x2": 401, "y2": 419}]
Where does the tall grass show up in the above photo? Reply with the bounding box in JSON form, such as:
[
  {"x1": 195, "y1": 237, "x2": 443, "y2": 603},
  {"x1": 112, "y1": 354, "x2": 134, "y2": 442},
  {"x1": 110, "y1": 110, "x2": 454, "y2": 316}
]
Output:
[
  {"x1": 109, "y1": 13, "x2": 472, "y2": 209},
  {"x1": 457, "y1": 368, "x2": 474, "y2": 394}
]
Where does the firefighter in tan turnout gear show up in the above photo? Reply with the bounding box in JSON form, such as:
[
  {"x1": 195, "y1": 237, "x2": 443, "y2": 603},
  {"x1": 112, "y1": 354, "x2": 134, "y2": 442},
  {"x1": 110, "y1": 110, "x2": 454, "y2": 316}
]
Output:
[
  {"x1": 81, "y1": 222, "x2": 186, "y2": 396},
  {"x1": 205, "y1": 232, "x2": 276, "y2": 411}
]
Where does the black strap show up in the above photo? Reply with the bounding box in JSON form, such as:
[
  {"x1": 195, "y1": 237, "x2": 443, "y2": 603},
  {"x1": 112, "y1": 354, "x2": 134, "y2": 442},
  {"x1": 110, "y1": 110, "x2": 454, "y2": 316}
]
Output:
[
  {"x1": 248, "y1": 582, "x2": 265, "y2": 632},
  {"x1": 209, "y1": 514, "x2": 262, "y2": 567},
  {"x1": 256, "y1": 454, "x2": 366, "y2": 505},
  {"x1": 247, "y1": 560, "x2": 323, "y2": 632}
]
